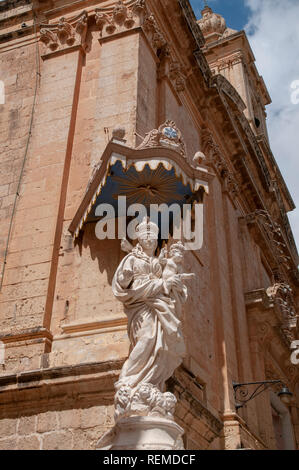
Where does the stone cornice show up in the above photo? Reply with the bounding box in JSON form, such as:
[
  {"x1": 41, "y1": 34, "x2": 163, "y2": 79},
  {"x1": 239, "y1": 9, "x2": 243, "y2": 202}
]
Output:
[
  {"x1": 94, "y1": 1, "x2": 187, "y2": 95},
  {"x1": 257, "y1": 134, "x2": 295, "y2": 212},
  {"x1": 39, "y1": 9, "x2": 88, "y2": 58},
  {"x1": 167, "y1": 367, "x2": 223, "y2": 442},
  {"x1": 0, "y1": 360, "x2": 224, "y2": 444},
  {"x1": 245, "y1": 283, "x2": 298, "y2": 348},
  {"x1": 0, "y1": 327, "x2": 53, "y2": 344},
  {"x1": 177, "y1": 0, "x2": 211, "y2": 83},
  {"x1": 177, "y1": 0, "x2": 205, "y2": 49},
  {"x1": 242, "y1": 210, "x2": 299, "y2": 286},
  {"x1": 200, "y1": 127, "x2": 240, "y2": 207},
  {"x1": 0, "y1": 360, "x2": 124, "y2": 413},
  {"x1": 0, "y1": 0, "x2": 30, "y2": 13},
  {"x1": 210, "y1": 50, "x2": 245, "y2": 71},
  {"x1": 217, "y1": 87, "x2": 272, "y2": 192},
  {"x1": 95, "y1": 0, "x2": 147, "y2": 41},
  {"x1": 211, "y1": 86, "x2": 298, "y2": 275},
  {"x1": 211, "y1": 74, "x2": 246, "y2": 113},
  {"x1": 245, "y1": 288, "x2": 272, "y2": 310}
]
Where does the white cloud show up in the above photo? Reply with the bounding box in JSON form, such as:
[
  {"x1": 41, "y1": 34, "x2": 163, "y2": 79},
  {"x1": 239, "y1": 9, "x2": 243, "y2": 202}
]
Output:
[{"x1": 245, "y1": 0, "x2": 299, "y2": 253}]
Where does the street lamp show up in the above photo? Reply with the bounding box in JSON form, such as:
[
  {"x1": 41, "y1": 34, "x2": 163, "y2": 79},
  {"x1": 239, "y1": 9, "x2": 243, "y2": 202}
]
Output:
[
  {"x1": 278, "y1": 386, "x2": 293, "y2": 405},
  {"x1": 233, "y1": 380, "x2": 293, "y2": 410}
]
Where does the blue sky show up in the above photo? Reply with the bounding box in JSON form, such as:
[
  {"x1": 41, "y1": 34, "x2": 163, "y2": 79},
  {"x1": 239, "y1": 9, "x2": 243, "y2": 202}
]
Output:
[{"x1": 191, "y1": 0, "x2": 299, "y2": 254}]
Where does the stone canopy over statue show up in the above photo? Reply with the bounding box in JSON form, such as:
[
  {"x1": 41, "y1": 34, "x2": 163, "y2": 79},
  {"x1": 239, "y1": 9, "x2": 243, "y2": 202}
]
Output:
[{"x1": 96, "y1": 217, "x2": 194, "y2": 449}]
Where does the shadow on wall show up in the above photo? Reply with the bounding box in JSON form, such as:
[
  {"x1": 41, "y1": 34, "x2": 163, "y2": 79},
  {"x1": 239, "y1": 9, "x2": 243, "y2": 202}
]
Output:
[{"x1": 76, "y1": 222, "x2": 124, "y2": 286}]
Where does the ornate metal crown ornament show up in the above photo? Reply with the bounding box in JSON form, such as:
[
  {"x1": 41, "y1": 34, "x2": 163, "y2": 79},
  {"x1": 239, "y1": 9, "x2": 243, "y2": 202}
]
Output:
[{"x1": 137, "y1": 120, "x2": 187, "y2": 157}]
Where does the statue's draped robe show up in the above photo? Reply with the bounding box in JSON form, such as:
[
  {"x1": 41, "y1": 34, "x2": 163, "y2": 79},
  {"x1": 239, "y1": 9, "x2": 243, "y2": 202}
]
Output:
[{"x1": 112, "y1": 248, "x2": 186, "y2": 392}]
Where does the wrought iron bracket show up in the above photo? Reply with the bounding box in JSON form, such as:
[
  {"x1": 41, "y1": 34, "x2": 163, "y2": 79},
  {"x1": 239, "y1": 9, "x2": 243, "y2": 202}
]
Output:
[{"x1": 233, "y1": 380, "x2": 282, "y2": 410}]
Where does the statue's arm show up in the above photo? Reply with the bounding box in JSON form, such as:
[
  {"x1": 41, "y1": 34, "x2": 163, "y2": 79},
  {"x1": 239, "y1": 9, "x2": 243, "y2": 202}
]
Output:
[{"x1": 117, "y1": 256, "x2": 134, "y2": 289}]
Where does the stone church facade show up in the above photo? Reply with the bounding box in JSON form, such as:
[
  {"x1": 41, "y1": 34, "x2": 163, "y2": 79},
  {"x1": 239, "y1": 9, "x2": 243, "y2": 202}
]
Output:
[{"x1": 0, "y1": 0, "x2": 298, "y2": 450}]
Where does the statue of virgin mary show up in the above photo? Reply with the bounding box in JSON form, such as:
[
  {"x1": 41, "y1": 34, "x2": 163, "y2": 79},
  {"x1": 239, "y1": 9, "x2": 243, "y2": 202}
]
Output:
[{"x1": 112, "y1": 218, "x2": 190, "y2": 420}]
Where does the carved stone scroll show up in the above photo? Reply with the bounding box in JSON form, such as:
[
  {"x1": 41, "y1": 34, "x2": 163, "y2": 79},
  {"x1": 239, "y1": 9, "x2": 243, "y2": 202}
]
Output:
[
  {"x1": 95, "y1": 0, "x2": 147, "y2": 40},
  {"x1": 39, "y1": 11, "x2": 88, "y2": 58}
]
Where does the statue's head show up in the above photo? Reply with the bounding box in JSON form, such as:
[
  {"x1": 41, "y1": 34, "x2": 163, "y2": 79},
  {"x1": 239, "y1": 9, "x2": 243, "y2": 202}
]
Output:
[
  {"x1": 138, "y1": 383, "x2": 153, "y2": 401},
  {"x1": 164, "y1": 392, "x2": 177, "y2": 414},
  {"x1": 169, "y1": 241, "x2": 185, "y2": 263},
  {"x1": 136, "y1": 217, "x2": 159, "y2": 253}
]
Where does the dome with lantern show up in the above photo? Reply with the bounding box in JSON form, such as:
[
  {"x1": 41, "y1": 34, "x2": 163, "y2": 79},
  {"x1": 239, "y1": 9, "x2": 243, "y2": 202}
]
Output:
[{"x1": 197, "y1": 5, "x2": 237, "y2": 44}]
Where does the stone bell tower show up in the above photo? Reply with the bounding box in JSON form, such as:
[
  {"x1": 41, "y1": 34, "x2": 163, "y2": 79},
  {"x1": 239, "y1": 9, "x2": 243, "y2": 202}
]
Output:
[{"x1": 198, "y1": 5, "x2": 271, "y2": 139}]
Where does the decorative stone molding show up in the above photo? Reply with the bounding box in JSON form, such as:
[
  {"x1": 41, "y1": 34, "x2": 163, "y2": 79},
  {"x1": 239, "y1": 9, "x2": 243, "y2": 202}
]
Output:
[
  {"x1": 201, "y1": 128, "x2": 224, "y2": 168},
  {"x1": 95, "y1": 2, "x2": 186, "y2": 94},
  {"x1": 143, "y1": 14, "x2": 186, "y2": 93},
  {"x1": 179, "y1": 0, "x2": 297, "y2": 283},
  {"x1": 169, "y1": 59, "x2": 186, "y2": 92},
  {"x1": 39, "y1": 11, "x2": 88, "y2": 58},
  {"x1": 236, "y1": 109, "x2": 272, "y2": 189},
  {"x1": 215, "y1": 83, "x2": 272, "y2": 195},
  {"x1": 137, "y1": 120, "x2": 187, "y2": 156},
  {"x1": 265, "y1": 358, "x2": 298, "y2": 392},
  {"x1": 95, "y1": 0, "x2": 147, "y2": 40},
  {"x1": 223, "y1": 174, "x2": 239, "y2": 200},
  {"x1": 143, "y1": 13, "x2": 167, "y2": 50},
  {"x1": 178, "y1": 0, "x2": 205, "y2": 49},
  {"x1": 267, "y1": 282, "x2": 296, "y2": 317},
  {"x1": 193, "y1": 49, "x2": 212, "y2": 83},
  {"x1": 245, "y1": 281, "x2": 298, "y2": 346},
  {"x1": 245, "y1": 210, "x2": 291, "y2": 269},
  {"x1": 245, "y1": 299, "x2": 276, "y2": 346},
  {"x1": 156, "y1": 48, "x2": 186, "y2": 94},
  {"x1": 0, "y1": 360, "x2": 124, "y2": 413},
  {"x1": 202, "y1": 131, "x2": 224, "y2": 172},
  {"x1": 219, "y1": 73, "x2": 297, "y2": 283},
  {"x1": 257, "y1": 321, "x2": 275, "y2": 345},
  {"x1": 212, "y1": 74, "x2": 246, "y2": 113},
  {"x1": 167, "y1": 369, "x2": 223, "y2": 443},
  {"x1": 222, "y1": 421, "x2": 242, "y2": 450},
  {"x1": 201, "y1": 127, "x2": 239, "y2": 203},
  {"x1": 266, "y1": 282, "x2": 297, "y2": 341},
  {"x1": 256, "y1": 136, "x2": 295, "y2": 213},
  {"x1": 0, "y1": 327, "x2": 53, "y2": 345},
  {"x1": 211, "y1": 52, "x2": 244, "y2": 73},
  {"x1": 270, "y1": 179, "x2": 299, "y2": 267}
]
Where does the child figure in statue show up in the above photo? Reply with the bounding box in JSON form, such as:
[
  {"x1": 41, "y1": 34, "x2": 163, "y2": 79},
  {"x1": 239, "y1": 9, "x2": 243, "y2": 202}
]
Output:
[{"x1": 159, "y1": 241, "x2": 195, "y2": 286}]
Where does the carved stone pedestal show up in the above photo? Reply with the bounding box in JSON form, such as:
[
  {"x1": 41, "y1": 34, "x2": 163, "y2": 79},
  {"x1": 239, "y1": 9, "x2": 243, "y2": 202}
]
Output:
[{"x1": 96, "y1": 416, "x2": 185, "y2": 450}]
